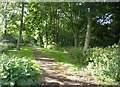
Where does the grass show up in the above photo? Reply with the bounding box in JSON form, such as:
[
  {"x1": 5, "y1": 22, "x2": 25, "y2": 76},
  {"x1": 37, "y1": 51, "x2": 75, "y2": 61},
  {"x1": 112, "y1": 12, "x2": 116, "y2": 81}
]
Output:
[
  {"x1": 3, "y1": 46, "x2": 35, "y2": 59},
  {"x1": 36, "y1": 47, "x2": 80, "y2": 69}
]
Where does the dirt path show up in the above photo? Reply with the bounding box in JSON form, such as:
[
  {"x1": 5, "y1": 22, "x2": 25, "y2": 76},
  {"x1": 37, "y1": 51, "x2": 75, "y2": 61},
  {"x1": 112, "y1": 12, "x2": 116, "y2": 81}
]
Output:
[{"x1": 32, "y1": 48, "x2": 99, "y2": 86}]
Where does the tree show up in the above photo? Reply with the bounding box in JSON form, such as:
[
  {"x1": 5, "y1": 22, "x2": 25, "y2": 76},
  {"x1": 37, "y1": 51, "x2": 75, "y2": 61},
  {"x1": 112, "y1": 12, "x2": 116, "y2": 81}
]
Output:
[
  {"x1": 17, "y1": 2, "x2": 24, "y2": 50},
  {"x1": 3, "y1": 2, "x2": 8, "y2": 35},
  {"x1": 61, "y1": 3, "x2": 86, "y2": 47},
  {"x1": 83, "y1": 7, "x2": 92, "y2": 52}
]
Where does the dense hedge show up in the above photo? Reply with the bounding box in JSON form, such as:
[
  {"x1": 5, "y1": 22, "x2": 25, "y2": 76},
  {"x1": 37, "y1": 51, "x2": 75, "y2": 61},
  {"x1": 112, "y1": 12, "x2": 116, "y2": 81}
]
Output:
[{"x1": 0, "y1": 54, "x2": 41, "y2": 86}]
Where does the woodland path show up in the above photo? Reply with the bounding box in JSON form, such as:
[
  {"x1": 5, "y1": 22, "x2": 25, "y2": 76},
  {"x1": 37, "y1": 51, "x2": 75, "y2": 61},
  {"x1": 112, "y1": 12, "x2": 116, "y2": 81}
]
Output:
[{"x1": 32, "y1": 48, "x2": 99, "y2": 86}]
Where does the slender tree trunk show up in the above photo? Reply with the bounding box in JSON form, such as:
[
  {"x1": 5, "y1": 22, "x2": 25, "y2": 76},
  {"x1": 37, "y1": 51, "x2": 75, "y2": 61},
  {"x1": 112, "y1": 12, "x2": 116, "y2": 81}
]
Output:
[
  {"x1": 53, "y1": 8, "x2": 56, "y2": 43},
  {"x1": 73, "y1": 31, "x2": 78, "y2": 47},
  {"x1": 17, "y1": 2, "x2": 24, "y2": 50},
  {"x1": 4, "y1": 15, "x2": 7, "y2": 35},
  {"x1": 118, "y1": 38, "x2": 120, "y2": 53},
  {"x1": 4, "y1": 2, "x2": 8, "y2": 35},
  {"x1": 45, "y1": 32, "x2": 48, "y2": 48},
  {"x1": 53, "y1": 8, "x2": 59, "y2": 44},
  {"x1": 83, "y1": 9, "x2": 92, "y2": 52},
  {"x1": 39, "y1": 32, "x2": 43, "y2": 47},
  {"x1": 72, "y1": 28, "x2": 78, "y2": 48},
  {"x1": 50, "y1": 6, "x2": 53, "y2": 43},
  {"x1": 69, "y1": 3, "x2": 79, "y2": 47},
  {"x1": 55, "y1": 9, "x2": 60, "y2": 44}
]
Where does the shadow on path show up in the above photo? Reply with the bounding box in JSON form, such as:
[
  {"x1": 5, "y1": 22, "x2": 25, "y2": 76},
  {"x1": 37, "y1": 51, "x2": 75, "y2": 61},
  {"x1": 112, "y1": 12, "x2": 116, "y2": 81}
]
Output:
[{"x1": 32, "y1": 48, "x2": 99, "y2": 86}]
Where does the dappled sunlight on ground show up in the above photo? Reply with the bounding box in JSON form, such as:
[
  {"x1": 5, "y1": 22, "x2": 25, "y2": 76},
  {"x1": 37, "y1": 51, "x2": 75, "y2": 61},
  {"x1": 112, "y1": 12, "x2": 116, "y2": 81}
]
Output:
[
  {"x1": 32, "y1": 48, "x2": 99, "y2": 85},
  {"x1": 4, "y1": 46, "x2": 35, "y2": 58}
]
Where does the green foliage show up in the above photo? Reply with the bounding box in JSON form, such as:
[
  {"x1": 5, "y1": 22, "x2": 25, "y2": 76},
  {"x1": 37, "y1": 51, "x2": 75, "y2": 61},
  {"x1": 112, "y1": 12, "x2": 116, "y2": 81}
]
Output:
[
  {"x1": 0, "y1": 34, "x2": 17, "y2": 52},
  {"x1": 68, "y1": 47, "x2": 88, "y2": 66},
  {"x1": 4, "y1": 46, "x2": 35, "y2": 58},
  {"x1": 47, "y1": 44, "x2": 65, "y2": 52},
  {"x1": 40, "y1": 48, "x2": 69, "y2": 62},
  {"x1": 88, "y1": 44, "x2": 119, "y2": 84},
  {"x1": 0, "y1": 54, "x2": 41, "y2": 86},
  {"x1": 2, "y1": 34, "x2": 17, "y2": 44},
  {"x1": 1, "y1": 42, "x2": 16, "y2": 51},
  {"x1": 47, "y1": 44, "x2": 58, "y2": 50},
  {"x1": 38, "y1": 47, "x2": 80, "y2": 68}
]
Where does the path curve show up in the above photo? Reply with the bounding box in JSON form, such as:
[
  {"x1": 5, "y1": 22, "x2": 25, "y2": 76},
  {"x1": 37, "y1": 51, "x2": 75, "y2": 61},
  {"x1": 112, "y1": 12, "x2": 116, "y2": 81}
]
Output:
[{"x1": 32, "y1": 48, "x2": 99, "y2": 86}]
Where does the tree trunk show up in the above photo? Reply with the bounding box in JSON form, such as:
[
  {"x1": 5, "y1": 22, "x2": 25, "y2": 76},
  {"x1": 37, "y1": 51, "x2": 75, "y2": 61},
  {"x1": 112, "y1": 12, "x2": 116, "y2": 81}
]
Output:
[
  {"x1": 73, "y1": 31, "x2": 78, "y2": 47},
  {"x1": 39, "y1": 32, "x2": 43, "y2": 47},
  {"x1": 53, "y1": 8, "x2": 59, "y2": 44},
  {"x1": 53, "y1": 8, "x2": 56, "y2": 43},
  {"x1": 55, "y1": 9, "x2": 60, "y2": 44},
  {"x1": 17, "y1": 2, "x2": 24, "y2": 50},
  {"x1": 4, "y1": 2, "x2": 8, "y2": 35},
  {"x1": 118, "y1": 38, "x2": 120, "y2": 53},
  {"x1": 45, "y1": 32, "x2": 48, "y2": 48},
  {"x1": 69, "y1": 3, "x2": 78, "y2": 47},
  {"x1": 83, "y1": 10, "x2": 92, "y2": 52}
]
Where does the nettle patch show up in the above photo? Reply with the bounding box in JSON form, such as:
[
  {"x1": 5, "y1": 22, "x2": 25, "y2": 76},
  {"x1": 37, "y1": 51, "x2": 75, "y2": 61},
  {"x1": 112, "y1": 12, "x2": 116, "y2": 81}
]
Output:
[{"x1": 0, "y1": 54, "x2": 41, "y2": 86}]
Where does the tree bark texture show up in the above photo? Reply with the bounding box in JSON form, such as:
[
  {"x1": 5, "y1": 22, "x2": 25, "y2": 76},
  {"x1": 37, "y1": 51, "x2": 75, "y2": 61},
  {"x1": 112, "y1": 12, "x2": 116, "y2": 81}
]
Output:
[{"x1": 83, "y1": 14, "x2": 92, "y2": 52}]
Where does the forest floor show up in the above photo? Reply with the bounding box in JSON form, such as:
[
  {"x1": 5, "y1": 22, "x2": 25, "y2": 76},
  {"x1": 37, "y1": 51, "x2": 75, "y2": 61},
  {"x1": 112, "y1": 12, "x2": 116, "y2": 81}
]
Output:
[{"x1": 32, "y1": 48, "x2": 99, "y2": 86}]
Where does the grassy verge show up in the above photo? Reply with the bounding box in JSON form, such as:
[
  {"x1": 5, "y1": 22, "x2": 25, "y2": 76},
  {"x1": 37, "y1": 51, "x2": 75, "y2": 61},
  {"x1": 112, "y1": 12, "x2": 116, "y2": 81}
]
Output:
[
  {"x1": 36, "y1": 47, "x2": 80, "y2": 70},
  {"x1": 3, "y1": 46, "x2": 35, "y2": 59}
]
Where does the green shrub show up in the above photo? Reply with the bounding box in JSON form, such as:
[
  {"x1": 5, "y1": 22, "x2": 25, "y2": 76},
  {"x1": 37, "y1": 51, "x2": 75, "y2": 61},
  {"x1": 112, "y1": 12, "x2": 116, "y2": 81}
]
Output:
[
  {"x1": 88, "y1": 44, "x2": 119, "y2": 84},
  {"x1": 0, "y1": 41, "x2": 16, "y2": 52},
  {"x1": 0, "y1": 42, "x2": 8, "y2": 52},
  {"x1": 0, "y1": 34, "x2": 16, "y2": 52},
  {"x1": 47, "y1": 44, "x2": 57, "y2": 50},
  {"x1": 2, "y1": 34, "x2": 17, "y2": 44},
  {"x1": 46, "y1": 44, "x2": 64, "y2": 52},
  {"x1": 0, "y1": 54, "x2": 41, "y2": 86},
  {"x1": 68, "y1": 47, "x2": 88, "y2": 65}
]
